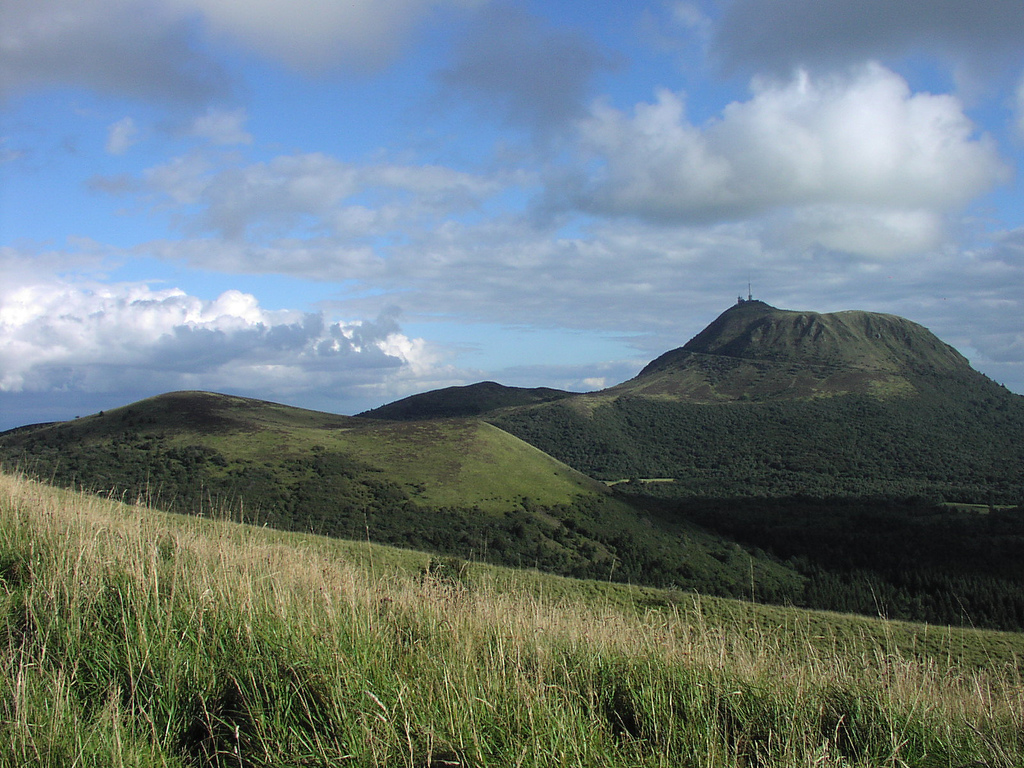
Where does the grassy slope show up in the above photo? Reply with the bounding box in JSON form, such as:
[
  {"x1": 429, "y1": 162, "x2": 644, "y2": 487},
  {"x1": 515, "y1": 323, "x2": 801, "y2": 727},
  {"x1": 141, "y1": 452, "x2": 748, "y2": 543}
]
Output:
[
  {"x1": 0, "y1": 391, "x2": 604, "y2": 513},
  {"x1": 2, "y1": 471, "x2": 1022, "y2": 768},
  {"x1": 7, "y1": 388, "x2": 1024, "y2": 634},
  {"x1": 323, "y1": 418, "x2": 607, "y2": 510}
]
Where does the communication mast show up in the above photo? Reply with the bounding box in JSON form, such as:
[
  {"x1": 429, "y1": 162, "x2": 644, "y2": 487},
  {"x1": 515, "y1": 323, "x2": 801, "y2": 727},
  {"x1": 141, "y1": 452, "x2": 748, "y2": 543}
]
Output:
[{"x1": 738, "y1": 281, "x2": 754, "y2": 305}]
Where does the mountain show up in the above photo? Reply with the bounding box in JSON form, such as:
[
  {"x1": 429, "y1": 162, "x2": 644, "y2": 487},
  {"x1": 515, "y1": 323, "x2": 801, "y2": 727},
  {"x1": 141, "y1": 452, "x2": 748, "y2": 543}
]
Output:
[
  {"x1": 611, "y1": 299, "x2": 973, "y2": 401},
  {"x1": 486, "y1": 301, "x2": 1024, "y2": 502},
  {"x1": 4, "y1": 302, "x2": 1024, "y2": 631},
  {"x1": 371, "y1": 301, "x2": 981, "y2": 413}
]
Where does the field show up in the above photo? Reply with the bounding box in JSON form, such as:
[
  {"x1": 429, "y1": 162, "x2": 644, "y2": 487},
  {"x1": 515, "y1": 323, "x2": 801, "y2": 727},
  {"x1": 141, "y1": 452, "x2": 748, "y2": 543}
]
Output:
[{"x1": 1, "y1": 470, "x2": 1022, "y2": 767}]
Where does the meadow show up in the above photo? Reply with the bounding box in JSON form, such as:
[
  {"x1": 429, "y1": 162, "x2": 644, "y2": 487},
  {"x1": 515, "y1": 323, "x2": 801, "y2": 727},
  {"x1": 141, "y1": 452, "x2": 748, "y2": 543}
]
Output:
[{"x1": 1, "y1": 470, "x2": 1021, "y2": 767}]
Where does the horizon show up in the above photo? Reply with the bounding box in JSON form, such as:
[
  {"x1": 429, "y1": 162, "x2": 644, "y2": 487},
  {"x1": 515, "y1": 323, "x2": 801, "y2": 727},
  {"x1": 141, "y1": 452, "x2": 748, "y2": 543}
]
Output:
[
  {"x1": 0, "y1": 296, "x2": 1011, "y2": 432},
  {"x1": 3, "y1": 1, "x2": 1023, "y2": 430}
]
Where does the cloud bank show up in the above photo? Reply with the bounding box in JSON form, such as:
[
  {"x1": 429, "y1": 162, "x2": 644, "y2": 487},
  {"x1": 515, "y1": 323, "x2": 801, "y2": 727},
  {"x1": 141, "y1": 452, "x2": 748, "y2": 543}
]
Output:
[{"x1": 0, "y1": 280, "x2": 436, "y2": 407}]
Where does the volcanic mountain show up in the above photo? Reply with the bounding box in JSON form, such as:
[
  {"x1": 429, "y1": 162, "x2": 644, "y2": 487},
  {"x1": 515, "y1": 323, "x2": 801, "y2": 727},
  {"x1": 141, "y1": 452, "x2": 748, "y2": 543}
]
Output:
[
  {"x1": 467, "y1": 301, "x2": 1021, "y2": 502},
  {"x1": 601, "y1": 299, "x2": 975, "y2": 402},
  {"x1": 362, "y1": 300, "x2": 985, "y2": 418}
]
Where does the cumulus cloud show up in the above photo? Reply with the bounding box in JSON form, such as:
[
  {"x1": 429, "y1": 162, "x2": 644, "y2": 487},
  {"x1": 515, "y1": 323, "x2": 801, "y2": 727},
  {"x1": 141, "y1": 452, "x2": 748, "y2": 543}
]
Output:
[
  {"x1": 438, "y1": 4, "x2": 616, "y2": 132},
  {"x1": 0, "y1": 280, "x2": 437, "y2": 402},
  {"x1": 711, "y1": 0, "x2": 1024, "y2": 81},
  {"x1": 560, "y1": 65, "x2": 1007, "y2": 255}
]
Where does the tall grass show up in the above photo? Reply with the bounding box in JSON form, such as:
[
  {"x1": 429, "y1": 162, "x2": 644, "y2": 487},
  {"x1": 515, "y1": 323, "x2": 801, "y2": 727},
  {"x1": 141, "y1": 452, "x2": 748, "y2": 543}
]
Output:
[{"x1": 1, "y1": 470, "x2": 1021, "y2": 767}]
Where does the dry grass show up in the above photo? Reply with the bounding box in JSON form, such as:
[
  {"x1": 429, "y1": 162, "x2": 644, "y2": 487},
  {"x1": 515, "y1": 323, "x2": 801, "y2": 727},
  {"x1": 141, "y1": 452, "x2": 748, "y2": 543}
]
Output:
[{"x1": 1, "y1": 470, "x2": 1021, "y2": 767}]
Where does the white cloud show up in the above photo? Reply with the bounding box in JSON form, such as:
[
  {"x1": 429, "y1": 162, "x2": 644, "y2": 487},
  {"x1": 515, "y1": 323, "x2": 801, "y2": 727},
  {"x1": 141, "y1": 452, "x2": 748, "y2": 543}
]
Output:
[
  {"x1": 109, "y1": 151, "x2": 502, "y2": 243},
  {"x1": 563, "y1": 65, "x2": 1008, "y2": 256},
  {"x1": 188, "y1": 107, "x2": 252, "y2": 146},
  {"x1": 0, "y1": 279, "x2": 438, "y2": 401},
  {"x1": 105, "y1": 117, "x2": 138, "y2": 155}
]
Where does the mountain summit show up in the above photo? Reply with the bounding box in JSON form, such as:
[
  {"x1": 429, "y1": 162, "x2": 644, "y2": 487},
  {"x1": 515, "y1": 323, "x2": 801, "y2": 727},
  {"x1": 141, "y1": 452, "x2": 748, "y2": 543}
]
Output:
[{"x1": 612, "y1": 301, "x2": 973, "y2": 401}]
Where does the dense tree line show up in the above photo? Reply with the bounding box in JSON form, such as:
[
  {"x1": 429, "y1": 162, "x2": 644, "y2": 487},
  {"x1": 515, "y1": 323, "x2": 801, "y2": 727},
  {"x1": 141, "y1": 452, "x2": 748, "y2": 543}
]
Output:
[
  {"x1": 621, "y1": 490, "x2": 1024, "y2": 632},
  {"x1": 492, "y1": 374, "x2": 1024, "y2": 504}
]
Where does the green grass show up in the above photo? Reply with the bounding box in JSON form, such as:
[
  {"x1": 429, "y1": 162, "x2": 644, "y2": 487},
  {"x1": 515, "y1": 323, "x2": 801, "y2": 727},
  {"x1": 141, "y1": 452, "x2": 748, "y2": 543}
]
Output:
[
  {"x1": 2, "y1": 470, "x2": 1022, "y2": 767},
  {"x1": 330, "y1": 419, "x2": 602, "y2": 511},
  {"x1": 1, "y1": 391, "x2": 611, "y2": 514}
]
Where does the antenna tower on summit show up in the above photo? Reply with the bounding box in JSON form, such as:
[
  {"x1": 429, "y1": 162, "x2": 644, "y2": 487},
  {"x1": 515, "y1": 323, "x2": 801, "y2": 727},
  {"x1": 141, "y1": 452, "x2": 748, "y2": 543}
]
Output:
[{"x1": 738, "y1": 281, "x2": 754, "y2": 305}]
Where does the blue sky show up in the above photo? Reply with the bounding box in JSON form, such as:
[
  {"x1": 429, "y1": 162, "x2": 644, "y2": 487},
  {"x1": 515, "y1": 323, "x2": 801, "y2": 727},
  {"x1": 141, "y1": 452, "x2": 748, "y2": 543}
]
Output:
[{"x1": 2, "y1": 0, "x2": 1023, "y2": 429}]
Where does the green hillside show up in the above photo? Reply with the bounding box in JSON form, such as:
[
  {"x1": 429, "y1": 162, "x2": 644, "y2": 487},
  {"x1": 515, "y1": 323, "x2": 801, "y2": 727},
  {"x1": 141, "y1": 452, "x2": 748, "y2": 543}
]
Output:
[
  {"x1": 3, "y1": 470, "x2": 1022, "y2": 768},
  {"x1": 0, "y1": 390, "x2": 805, "y2": 603},
  {"x1": 491, "y1": 373, "x2": 1024, "y2": 502},
  {"x1": 0, "y1": 390, "x2": 596, "y2": 514}
]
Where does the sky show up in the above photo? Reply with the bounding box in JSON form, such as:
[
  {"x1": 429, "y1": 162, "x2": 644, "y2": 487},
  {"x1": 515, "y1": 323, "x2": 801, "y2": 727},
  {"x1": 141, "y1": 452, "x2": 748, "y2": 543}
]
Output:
[{"x1": 1, "y1": 0, "x2": 1023, "y2": 430}]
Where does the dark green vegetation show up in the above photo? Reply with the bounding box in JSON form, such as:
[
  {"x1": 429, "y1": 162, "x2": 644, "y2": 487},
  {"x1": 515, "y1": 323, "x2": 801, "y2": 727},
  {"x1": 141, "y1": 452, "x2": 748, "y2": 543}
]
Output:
[
  {"x1": 4, "y1": 301, "x2": 1024, "y2": 633},
  {"x1": 490, "y1": 375, "x2": 1024, "y2": 501},
  {"x1": 623, "y1": 490, "x2": 1024, "y2": 631},
  {"x1": 360, "y1": 380, "x2": 575, "y2": 420}
]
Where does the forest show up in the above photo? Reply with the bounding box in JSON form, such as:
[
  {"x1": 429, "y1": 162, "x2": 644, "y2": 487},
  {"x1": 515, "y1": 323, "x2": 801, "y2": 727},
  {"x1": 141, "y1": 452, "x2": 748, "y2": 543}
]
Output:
[{"x1": 491, "y1": 374, "x2": 1024, "y2": 504}]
